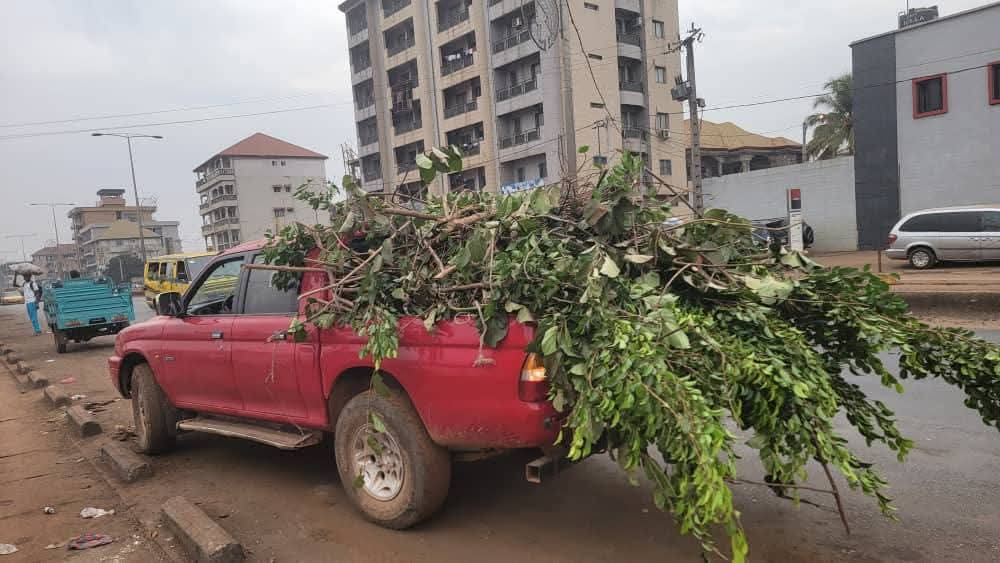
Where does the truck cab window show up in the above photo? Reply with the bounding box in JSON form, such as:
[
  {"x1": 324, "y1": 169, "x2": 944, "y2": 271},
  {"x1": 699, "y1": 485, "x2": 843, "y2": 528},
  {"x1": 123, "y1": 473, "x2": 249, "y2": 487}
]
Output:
[
  {"x1": 186, "y1": 258, "x2": 243, "y2": 316},
  {"x1": 242, "y1": 254, "x2": 300, "y2": 315}
]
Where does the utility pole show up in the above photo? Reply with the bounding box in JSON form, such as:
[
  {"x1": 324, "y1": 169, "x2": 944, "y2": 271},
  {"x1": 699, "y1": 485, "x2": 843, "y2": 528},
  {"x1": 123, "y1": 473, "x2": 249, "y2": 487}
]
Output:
[
  {"x1": 5, "y1": 234, "x2": 36, "y2": 262},
  {"x1": 802, "y1": 121, "x2": 809, "y2": 163},
  {"x1": 682, "y1": 24, "x2": 705, "y2": 212},
  {"x1": 28, "y1": 202, "x2": 75, "y2": 278}
]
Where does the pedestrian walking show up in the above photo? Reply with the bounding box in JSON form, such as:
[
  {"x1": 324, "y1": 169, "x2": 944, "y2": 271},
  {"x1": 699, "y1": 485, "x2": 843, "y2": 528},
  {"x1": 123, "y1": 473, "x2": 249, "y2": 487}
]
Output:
[{"x1": 17, "y1": 273, "x2": 43, "y2": 335}]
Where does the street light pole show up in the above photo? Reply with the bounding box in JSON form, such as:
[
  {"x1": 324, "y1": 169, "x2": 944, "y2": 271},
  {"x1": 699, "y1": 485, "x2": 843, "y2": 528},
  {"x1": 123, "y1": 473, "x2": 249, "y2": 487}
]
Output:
[
  {"x1": 28, "y1": 202, "x2": 75, "y2": 278},
  {"x1": 5, "y1": 234, "x2": 36, "y2": 262},
  {"x1": 92, "y1": 132, "x2": 163, "y2": 267}
]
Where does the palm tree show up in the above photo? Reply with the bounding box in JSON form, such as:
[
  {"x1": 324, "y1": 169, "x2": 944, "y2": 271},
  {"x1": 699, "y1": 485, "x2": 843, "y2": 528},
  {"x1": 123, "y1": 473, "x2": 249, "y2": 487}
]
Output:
[{"x1": 806, "y1": 73, "x2": 853, "y2": 160}]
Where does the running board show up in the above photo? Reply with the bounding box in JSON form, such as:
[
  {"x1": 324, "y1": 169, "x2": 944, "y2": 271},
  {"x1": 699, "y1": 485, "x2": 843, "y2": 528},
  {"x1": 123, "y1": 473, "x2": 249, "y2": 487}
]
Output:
[{"x1": 176, "y1": 417, "x2": 321, "y2": 450}]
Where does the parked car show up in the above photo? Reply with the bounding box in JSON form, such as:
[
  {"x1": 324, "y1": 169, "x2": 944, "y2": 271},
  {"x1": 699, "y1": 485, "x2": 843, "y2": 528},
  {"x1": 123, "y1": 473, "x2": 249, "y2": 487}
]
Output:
[
  {"x1": 751, "y1": 218, "x2": 815, "y2": 249},
  {"x1": 886, "y1": 205, "x2": 1000, "y2": 269},
  {"x1": 1, "y1": 287, "x2": 24, "y2": 305},
  {"x1": 109, "y1": 241, "x2": 560, "y2": 529}
]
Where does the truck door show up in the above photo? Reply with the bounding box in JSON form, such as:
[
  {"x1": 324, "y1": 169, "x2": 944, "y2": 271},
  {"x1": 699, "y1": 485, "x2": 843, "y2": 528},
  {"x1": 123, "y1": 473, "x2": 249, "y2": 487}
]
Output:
[
  {"x1": 160, "y1": 255, "x2": 244, "y2": 411},
  {"x1": 229, "y1": 253, "x2": 311, "y2": 419}
]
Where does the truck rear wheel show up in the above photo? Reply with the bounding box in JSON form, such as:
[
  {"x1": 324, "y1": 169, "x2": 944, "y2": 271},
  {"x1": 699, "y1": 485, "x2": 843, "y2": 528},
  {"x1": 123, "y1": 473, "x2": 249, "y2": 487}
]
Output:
[
  {"x1": 334, "y1": 389, "x2": 451, "y2": 529},
  {"x1": 131, "y1": 363, "x2": 178, "y2": 454},
  {"x1": 53, "y1": 330, "x2": 68, "y2": 354}
]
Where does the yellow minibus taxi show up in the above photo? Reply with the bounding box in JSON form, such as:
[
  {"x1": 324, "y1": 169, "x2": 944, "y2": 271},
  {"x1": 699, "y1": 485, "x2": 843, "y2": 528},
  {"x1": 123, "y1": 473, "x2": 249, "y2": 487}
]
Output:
[{"x1": 144, "y1": 251, "x2": 216, "y2": 309}]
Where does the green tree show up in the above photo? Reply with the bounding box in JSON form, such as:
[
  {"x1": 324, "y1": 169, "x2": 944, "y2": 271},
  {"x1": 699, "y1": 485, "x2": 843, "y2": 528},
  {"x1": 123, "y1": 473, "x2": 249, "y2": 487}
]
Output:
[
  {"x1": 105, "y1": 254, "x2": 144, "y2": 284},
  {"x1": 806, "y1": 73, "x2": 853, "y2": 160}
]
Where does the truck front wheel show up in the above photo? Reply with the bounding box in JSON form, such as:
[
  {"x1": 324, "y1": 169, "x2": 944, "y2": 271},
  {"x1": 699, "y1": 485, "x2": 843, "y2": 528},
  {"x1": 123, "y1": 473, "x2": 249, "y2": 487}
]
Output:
[
  {"x1": 334, "y1": 389, "x2": 451, "y2": 529},
  {"x1": 131, "y1": 363, "x2": 178, "y2": 454},
  {"x1": 53, "y1": 330, "x2": 68, "y2": 354}
]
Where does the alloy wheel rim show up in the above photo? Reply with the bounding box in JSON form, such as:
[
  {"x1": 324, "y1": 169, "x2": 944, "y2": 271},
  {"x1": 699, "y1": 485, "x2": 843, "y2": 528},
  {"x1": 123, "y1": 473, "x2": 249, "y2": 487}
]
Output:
[
  {"x1": 351, "y1": 422, "x2": 405, "y2": 501},
  {"x1": 912, "y1": 251, "x2": 930, "y2": 268}
]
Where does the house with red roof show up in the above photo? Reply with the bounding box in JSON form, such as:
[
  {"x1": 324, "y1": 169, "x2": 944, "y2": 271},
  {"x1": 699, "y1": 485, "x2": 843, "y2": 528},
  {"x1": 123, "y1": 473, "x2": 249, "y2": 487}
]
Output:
[{"x1": 193, "y1": 133, "x2": 328, "y2": 251}]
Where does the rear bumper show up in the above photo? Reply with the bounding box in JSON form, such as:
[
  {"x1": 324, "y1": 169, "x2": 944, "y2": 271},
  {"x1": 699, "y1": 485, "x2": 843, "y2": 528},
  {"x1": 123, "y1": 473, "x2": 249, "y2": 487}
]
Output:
[
  {"x1": 423, "y1": 401, "x2": 562, "y2": 450},
  {"x1": 885, "y1": 248, "x2": 907, "y2": 260},
  {"x1": 107, "y1": 355, "x2": 124, "y2": 396}
]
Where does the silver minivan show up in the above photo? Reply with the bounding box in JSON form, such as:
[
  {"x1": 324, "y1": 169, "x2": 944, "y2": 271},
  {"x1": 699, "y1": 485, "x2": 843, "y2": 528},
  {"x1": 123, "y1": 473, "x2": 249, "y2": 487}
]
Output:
[{"x1": 886, "y1": 205, "x2": 1000, "y2": 269}]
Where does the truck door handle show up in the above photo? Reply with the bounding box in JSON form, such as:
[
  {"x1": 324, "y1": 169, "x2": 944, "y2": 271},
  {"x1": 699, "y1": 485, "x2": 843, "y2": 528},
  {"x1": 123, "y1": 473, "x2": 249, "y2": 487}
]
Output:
[
  {"x1": 211, "y1": 331, "x2": 224, "y2": 340},
  {"x1": 271, "y1": 330, "x2": 287, "y2": 341}
]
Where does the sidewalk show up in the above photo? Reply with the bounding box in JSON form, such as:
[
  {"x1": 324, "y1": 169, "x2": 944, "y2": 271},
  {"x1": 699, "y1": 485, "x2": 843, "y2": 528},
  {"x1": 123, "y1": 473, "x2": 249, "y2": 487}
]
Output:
[
  {"x1": 811, "y1": 250, "x2": 1000, "y2": 293},
  {"x1": 0, "y1": 355, "x2": 166, "y2": 561}
]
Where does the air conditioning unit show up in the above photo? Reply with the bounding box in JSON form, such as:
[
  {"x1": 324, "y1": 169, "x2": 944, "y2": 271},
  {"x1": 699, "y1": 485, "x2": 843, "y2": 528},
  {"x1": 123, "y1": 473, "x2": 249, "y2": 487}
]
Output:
[{"x1": 657, "y1": 129, "x2": 669, "y2": 140}]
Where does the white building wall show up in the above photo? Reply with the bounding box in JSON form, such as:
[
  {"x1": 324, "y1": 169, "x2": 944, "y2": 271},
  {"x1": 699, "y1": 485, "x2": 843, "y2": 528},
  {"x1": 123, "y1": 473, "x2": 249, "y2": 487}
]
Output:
[
  {"x1": 894, "y1": 6, "x2": 1000, "y2": 214},
  {"x1": 232, "y1": 156, "x2": 328, "y2": 241},
  {"x1": 702, "y1": 157, "x2": 857, "y2": 252}
]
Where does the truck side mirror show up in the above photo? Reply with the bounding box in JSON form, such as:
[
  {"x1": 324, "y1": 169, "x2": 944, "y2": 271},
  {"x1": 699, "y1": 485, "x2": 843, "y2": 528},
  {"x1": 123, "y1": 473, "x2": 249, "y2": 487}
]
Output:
[{"x1": 156, "y1": 292, "x2": 184, "y2": 317}]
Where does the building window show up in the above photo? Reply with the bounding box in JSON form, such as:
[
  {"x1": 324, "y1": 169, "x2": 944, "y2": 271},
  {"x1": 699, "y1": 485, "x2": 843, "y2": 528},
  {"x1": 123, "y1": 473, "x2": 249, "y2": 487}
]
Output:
[
  {"x1": 659, "y1": 159, "x2": 672, "y2": 175},
  {"x1": 584, "y1": 2, "x2": 598, "y2": 10},
  {"x1": 284, "y1": 184, "x2": 292, "y2": 192},
  {"x1": 590, "y1": 102, "x2": 605, "y2": 108},
  {"x1": 913, "y1": 74, "x2": 947, "y2": 118},
  {"x1": 588, "y1": 53, "x2": 603, "y2": 60},
  {"x1": 273, "y1": 208, "x2": 286, "y2": 218},
  {"x1": 272, "y1": 185, "x2": 282, "y2": 193},
  {"x1": 653, "y1": 20, "x2": 664, "y2": 38},
  {"x1": 516, "y1": 167, "x2": 525, "y2": 182},
  {"x1": 990, "y1": 62, "x2": 1000, "y2": 105},
  {"x1": 655, "y1": 66, "x2": 667, "y2": 84},
  {"x1": 272, "y1": 160, "x2": 277, "y2": 166},
  {"x1": 281, "y1": 160, "x2": 286, "y2": 166},
  {"x1": 538, "y1": 161, "x2": 547, "y2": 178},
  {"x1": 656, "y1": 112, "x2": 669, "y2": 131}
]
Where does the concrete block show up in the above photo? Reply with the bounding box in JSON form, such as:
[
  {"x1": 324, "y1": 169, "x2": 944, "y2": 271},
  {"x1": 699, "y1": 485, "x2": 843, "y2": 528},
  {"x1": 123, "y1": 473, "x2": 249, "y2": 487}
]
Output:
[
  {"x1": 16, "y1": 361, "x2": 31, "y2": 375},
  {"x1": 27, "y1": 371, "x2": 49, "y2": 388},
  {"x1": 100, "y1": 441, "x2": 153, "y2": 483},
  {"x1": 66, "y1": 405, "x2": 102, "y2": 437},
  {"x1": 161, "y1": 496, "x2": 244, "y2": 563},
  {"x1": 43, "y1": 385, "x2": 70, "y2": 407}
]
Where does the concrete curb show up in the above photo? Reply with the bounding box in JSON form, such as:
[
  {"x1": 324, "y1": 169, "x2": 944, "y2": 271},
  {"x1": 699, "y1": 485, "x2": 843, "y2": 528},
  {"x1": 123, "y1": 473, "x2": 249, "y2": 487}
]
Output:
[
  {"x1": 100, "y1": 441, "x2": 152, "y2": 483},
  {"x1": 161, "y1": 496, "x2": 244, "y2": 563},
  {"x1": 27, "y1": 371, "x2": 49, "y2": 388},
  {"x1": 67, "y1": 405, "x2": 102, "y2": 437},
  {"x1": 5, "y1": 353, "x2": 19, "y2": 364},
  {"x1": 43, "y1": 385, "x2": 70, "y2": 407},
  {"x1": 16, "y1": 361, "x2": 31, "y2": 375}
]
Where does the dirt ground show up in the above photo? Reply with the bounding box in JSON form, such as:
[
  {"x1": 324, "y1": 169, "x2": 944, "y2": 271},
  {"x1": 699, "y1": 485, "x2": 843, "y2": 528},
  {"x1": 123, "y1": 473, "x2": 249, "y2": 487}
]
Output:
[{"x1": 2, "y1": 298, "x2": 1000, "y2": 562}]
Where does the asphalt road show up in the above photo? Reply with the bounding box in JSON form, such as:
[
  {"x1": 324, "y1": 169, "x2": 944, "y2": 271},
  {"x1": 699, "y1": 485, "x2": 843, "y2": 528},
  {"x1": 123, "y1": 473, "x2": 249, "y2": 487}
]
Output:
[{"x1": 1, "y1": 301, "x2": 998, "y2": 562}]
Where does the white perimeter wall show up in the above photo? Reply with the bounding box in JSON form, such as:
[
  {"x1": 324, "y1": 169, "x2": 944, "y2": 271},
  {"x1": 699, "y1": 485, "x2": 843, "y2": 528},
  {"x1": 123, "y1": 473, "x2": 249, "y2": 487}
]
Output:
[{"x1": 702, "y1": 157, "x2": 857, "y2": 252}]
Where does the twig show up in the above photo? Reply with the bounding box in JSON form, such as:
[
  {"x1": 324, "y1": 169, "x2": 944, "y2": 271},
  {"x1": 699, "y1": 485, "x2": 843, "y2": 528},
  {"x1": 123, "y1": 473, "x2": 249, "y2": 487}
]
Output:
[
  {"x1": 820, "y1": 460, "x2": 851, "y2": 536},
  {"x1": 726, "y1": 478, "x2": 836, "y2": 496},
  {"x1": 243, "y1": 264, "x2": 327, "y2": 273},
  {"x1": 433, "y1": 265, "x2": 456, "y2": 280},
  {"x1": 437, "y1": 282, "x2": 490, "y2": 293},
  {"x1": 644, "y1": 167, "x2": 701, "y2": 217}
]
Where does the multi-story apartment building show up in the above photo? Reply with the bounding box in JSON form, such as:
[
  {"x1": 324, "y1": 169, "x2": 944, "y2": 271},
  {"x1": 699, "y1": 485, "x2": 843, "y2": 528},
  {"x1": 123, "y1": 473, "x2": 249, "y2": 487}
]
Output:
[
  {"x1": 193, "y1": 133, "x2": 328, "y2": 251},
  {"x1": 78, "y1": 221, "x2": 166, "y2": 275},
  {"x1": 68, "y1": 189, "x2": 183, "y2": 275},
  {"x1": 851, "y1": 2, "x2": 1000, "y2": 248},
  {"x1": 339, "y1": 0, "x2": 687, "y2": 196}
]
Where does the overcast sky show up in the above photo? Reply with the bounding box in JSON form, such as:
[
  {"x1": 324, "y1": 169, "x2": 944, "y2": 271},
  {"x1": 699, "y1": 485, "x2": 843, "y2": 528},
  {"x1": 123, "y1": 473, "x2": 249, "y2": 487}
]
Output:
[{"x1": 0, "y1": 0, "x2": 987, "y2": 259}]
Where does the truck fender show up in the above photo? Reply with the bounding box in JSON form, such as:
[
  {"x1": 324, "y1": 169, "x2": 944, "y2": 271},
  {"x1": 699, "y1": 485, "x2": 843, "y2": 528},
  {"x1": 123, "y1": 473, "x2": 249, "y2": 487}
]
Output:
[{"x1": 326, "y1": 367, "x2": 409, "y2": 427}]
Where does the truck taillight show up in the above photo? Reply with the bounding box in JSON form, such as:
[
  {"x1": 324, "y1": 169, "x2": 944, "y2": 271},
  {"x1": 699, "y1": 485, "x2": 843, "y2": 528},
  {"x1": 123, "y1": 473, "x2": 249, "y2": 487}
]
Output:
[
  {"x1": 519, "y1": 353, "x2": 549, "y2": 402},
  {"x1": 887, "y1": 234, "x2": 897, "y2": 245}
]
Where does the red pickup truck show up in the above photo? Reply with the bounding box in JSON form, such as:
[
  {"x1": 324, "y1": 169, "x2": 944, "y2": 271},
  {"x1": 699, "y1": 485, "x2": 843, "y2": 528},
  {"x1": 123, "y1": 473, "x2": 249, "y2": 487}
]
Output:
[{"x1": 109, "y1": 241, "x2": 559, "y2": 528}]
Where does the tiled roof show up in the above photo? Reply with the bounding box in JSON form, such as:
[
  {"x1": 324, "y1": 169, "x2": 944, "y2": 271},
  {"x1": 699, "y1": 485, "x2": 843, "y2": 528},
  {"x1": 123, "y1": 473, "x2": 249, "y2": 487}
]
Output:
[
  {"x1": 195, "y1": 132, "x2": 327, "y2": 171},
  {"x1": 684, "y1": 120, "x2": 801, "y2": 151},
  {"x1": 32, "y1": 244, "x2": 77, "y2": 256}
]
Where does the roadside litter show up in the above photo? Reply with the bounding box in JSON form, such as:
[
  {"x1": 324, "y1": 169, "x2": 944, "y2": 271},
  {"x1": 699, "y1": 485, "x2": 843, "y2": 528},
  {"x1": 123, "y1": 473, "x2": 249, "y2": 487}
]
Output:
[
  {"x1": 80, "y1": 507, "x2": 115, "y2": 519},
  {"x1": 58, "y1": 376, "x2": 75, "y2": 384},
  {"x1": 69, "y1": 394, "x2": 87, "y2": 401},
  {"x1": 84, "y1": 398, "x2": 119, "y2": 413},
  {"x1": 112, "y1": 425, "x2": 137, "y2": 441},
  {"x1": 0, "y1": 544, "x2": 17, "y2": 556},
  {"x1": 43, "y1": 506, "x2": 56, "y2": 514},
  {"x1": 67, "y1": 534, "x2": 113, "y2": 550}
]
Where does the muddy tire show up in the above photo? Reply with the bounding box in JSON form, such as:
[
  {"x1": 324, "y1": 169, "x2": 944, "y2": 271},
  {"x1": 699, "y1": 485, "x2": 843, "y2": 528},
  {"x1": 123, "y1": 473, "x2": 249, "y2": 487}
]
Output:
[
  {"x1": 53, "y1": 330, "x2": 67, "y2": 354},
  {"x1": 334, "y1": 389, "x2": 451, "y2": 529},
  {"x1": 131, "y1": 363, "x2": 178, "y2": 454}
]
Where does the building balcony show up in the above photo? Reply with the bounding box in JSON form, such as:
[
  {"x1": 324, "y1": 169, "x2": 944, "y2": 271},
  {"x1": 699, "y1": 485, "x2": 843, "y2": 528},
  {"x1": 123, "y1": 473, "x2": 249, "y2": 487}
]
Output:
[
  {"x1": 201, "y1": 224, "x2": 213, "y2": 235},
  {"x1": 620, "y1": 80, "x2": 643, "y2": 93},
  {"x1": 439, "y1": 9, "x2": 470, "y2": 32},
  {"x1": 199, "y1": 202, "x2": 209, "y2": 211},
  {"x1": 387, "y1": 38, "x2": 415, "y2": 57},
  {"x1": 444, "y1": 99, "x2": 478, "y2": 119},
  {"x1": 383, "y1": 0, "x2": 410, "y2": 18},
  {"x1": 441, "y1": 53, "x2": 474, "y2": 76},
  {"x1": 397, "y1": 160, "x2": 417, "y2": 174},
  {"x1": 394, "y1": 117, "x2": 422, "y2": 135},
  {"x1": 359, "y1": 138, "x2": 380, "y2": 156},
  {"x1": 196, "y1": 168, "x2": 234, "y2": 189},
  {"x1": 621, "y1": 127, "x2": 646, "y2": 153},
  {"x1": 617, "y1": 31, "x2": 641, "y2": 46},
  {"x1": 352, "y1": 65, "x2": 373, "y2": 84},
  {"x1": 498, "y1": 128, "x2": 540, "y2": 149},
  {"x1": 355, "y1": 96, "x2": 375, "y2": 111},
  {"x1": 363, "y1": 168, "x2": 382, "y2": 182},
  {"x1": 348, "y1": 26, "x2": 369, "y2": 48},
  {"x1": 496, "y1": 77, "x2": 537, "y2": 102},
  {"x1": 492, "y1": 29, "x2": 531, "y2": 54}
]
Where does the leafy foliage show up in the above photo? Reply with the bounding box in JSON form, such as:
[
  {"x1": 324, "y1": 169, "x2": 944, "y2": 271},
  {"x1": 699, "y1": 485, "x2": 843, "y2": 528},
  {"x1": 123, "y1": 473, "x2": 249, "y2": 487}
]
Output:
[
  {"x1": 806, "y1": 72, "x2": 854, "y2": 159},
  {"x1": 264, "y1": 151, "x2": 1000, "y2": 561}
]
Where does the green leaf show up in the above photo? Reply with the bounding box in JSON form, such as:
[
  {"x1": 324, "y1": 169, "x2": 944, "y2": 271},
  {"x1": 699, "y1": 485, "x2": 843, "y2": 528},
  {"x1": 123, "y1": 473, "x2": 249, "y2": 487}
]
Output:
[
  {"x1": 338, "y1": 210, "x2": 356, "y2": 233},
  {"x1": 745, "y1": 434, "x2": 769, "y2": 449},
  {"x1": 599, "y1": 255, "x2": 620, "y2": 278},
  {"x1": 371, "y1": 372, "x2": 391, "y2": 397},
  {"x1": 381, "y1": 238, "x2": 394, "y2": 265},
  {"x1": 504, "y1": 301, "x2": 523, "y2": 313},
  {"x1": 516, "y1": 307, "x2": 535, "y2": 323},
  {"x1": 540, "y1": 326, "x2": 559, "y2": 355},
  {"x1": 423, "y1": 309, "x2": 437, "y2": 332},
  {"x1": 370, "y1": 412, "x2": 387, "y2": 433},
  {"x1": 415, "y1": 153, "x2": 434, "y2": 169},
  {"x1": 353, "y1": 473, "x2": 365, "y2": 489},
  {"x1": 666, "y1": 328, "x2": 690, "y2": 349},
  {"x1": 483, "y1": 314, "x2": 509, "y2": 347},
  {"x1": 577, "y1": 145, "x2": 590, "y2": 153},
  {"x1": 624, "y1": 254, "x2": 653, "y2": 264}
]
